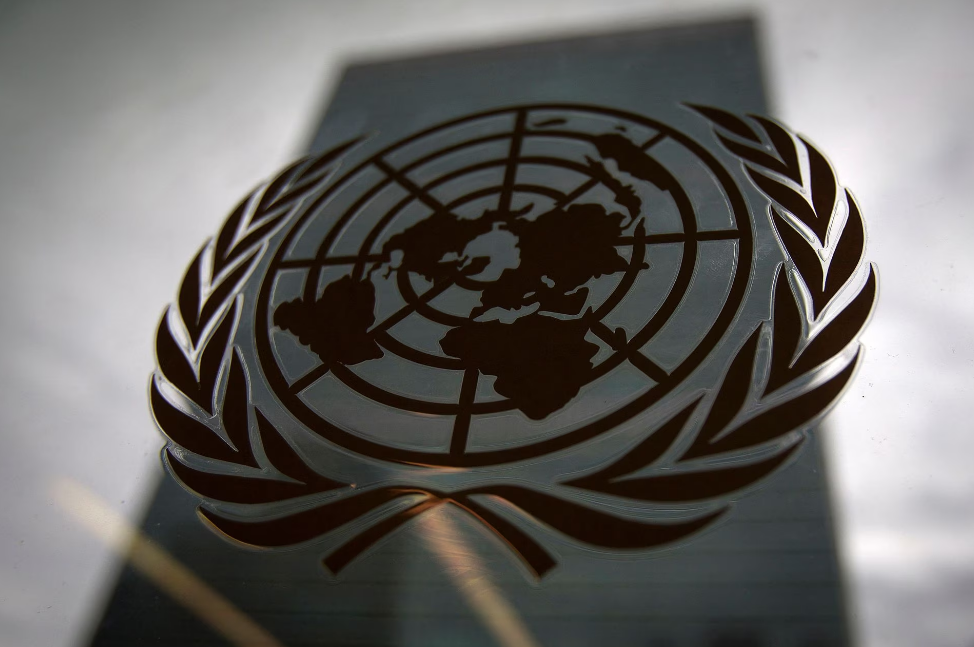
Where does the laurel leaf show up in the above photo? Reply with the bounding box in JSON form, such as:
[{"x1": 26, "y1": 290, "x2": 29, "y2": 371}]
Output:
[
  {"x1": 166, "y1": 450, "x2": 335, "y2": 504},
  {"x1": 155, "y1": 308, "x2": 200, "y2": 405},
  {"x1": 802, "y1": 137, "x2": 838, "y2": 236},
  {"x1": 255, "y1": 409, "x2": 344, "y2": 489},
  {"x1": 263, "y1": 137, "x2": 365, "y2": 216},
  {"x1": 253, "y1": 138, "x2": 362, "y2": 220},
  {"x1": 681, "y1": 326, "x2": 763, "y2": 460},
  {"x1": 193, "y1": 300, "x2": 236, "y2": 414},
  {"x1": 264, "y1": 174, "x2": 327, "y2": 216},
  {"x1": 704, "y1": 350, "x2": 860, "y2": 456},
  {"x1": 746, "y1": 168, "x2": 821, "y2": 242},
  {"x1": 164, "y1": 402, "x2": 346, "y2": 505},
  {"x1": 822, "y1": 190, "x2": 865, "y2": 306},
  {"x1": 290, "y1": 165, "x2": 334, "y2": 193},
  {"x1": 451, "y1": 496, "x2": 557, "y2": 578},
  {"x1": 324, "y1": 498, "x2": 443, "y2": 575},
  {"x1": 221, "y1": 350, "x2": 259, "y2": 468},
  {"x1": 211, "y1": 215, "x2": 285, "y2": 278},
  {"x1": 685, "y1": 104, "x2": 761, "y2": 142},
  {"x1": 764, "y1": 265, "x2": 803, "y2": 396},
  {"x1": 564, "y1": 399, "x2": 699, "y2": 489},
  {"x1": 150, "y1": 379, "x2": 238, "y2": 462},
  {"x1": 468, "y1": 485, "x2": 727, "y2": 549},
  {"x1": 772, "y1": 206, "x2": 824, "y2": 301},
  {"x1": 177, "y1": 246, "x2": 205, "y2": 343},
  {"x1": 212, "y1": 194, "x2": 252, "y2": 278},
  {"x1": 716, "y1": 133, "x2": 795, "y2": 180},
  {"x1": 324, "y1": 491, "x2": 559, "y2": 578},
  {"x1": 255, "y1": 157, "x2": 308, "y2": 216},
  {"x1": 199, "y1": 488, "x2": 418, "y2": 547},
  {"x1": 209, "y1": 138, "x2": 365, "y2": 284},
  {"x1": 194, "y1": 249, "x2": 257, "y2": 346},
  {"x1": 156, "y1": 301, "x2": 229, "y2": 412},
  {"x1": 765, "y1": 268, "x2": 876, "y2": 396},
  {"x1": 586, "y1": 440, "x2": 802, "y2": 501},
  {"x1": 750, "y1": 116, "x2": 801, "y2": 183},
  {"x1": 786, "y1": 267, "x2": 877, "y2": 386}
]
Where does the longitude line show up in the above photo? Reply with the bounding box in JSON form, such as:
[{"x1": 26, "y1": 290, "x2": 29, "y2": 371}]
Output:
[
  {"x1": 590, "y1": 321, "x2": 669, "y2": 383},
  {"x1": 370, "y1": 278, "x2": 455, "y2": 336},
  {"x1": 641, "y1": 131, "x2": 668, "y2": 150},
  {"x1": 628, "y1": 352, "x2": 670, "y2": 384},
  {"x1": 290, "y1": 364, "x2": 330, "y2": 394},
  {"x1": 451, "y1": 368, "x2": 479, "y2": 456},
  {"x1": 498, "y1": 110, "x2": 527, "y2": 213},
  {"x1": 555, "y1": 177, "x2": 598, "y2": 209},
  {"x1": 373, "y1": 158, "x2": 452, "y2": 217}
]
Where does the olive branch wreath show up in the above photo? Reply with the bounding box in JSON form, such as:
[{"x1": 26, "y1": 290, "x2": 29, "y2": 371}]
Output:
[{"x1": 151, "y1": 107, "x2": 876, "y2": 580}]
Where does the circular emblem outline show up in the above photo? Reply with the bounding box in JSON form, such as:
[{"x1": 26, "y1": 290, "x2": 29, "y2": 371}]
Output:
[
  {"x1": 254, "y1": 104, "x2": 754, "y2": 467},
  {"x1": 150, "y1": 104, "x2": 877, "y2": 579}
]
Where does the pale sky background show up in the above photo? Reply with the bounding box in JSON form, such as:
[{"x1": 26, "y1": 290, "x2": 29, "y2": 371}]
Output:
[{"x1": 0, "y1": 1, "x2": 972, "y2": 646}]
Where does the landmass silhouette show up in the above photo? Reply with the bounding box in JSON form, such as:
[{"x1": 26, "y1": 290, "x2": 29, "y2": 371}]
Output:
[
  {"x1": 440, "y1": 313, "x2": 599, "y2": 419},
  {"x1": 470, "y1": 202, "x2": 632, "y2": 319},
  {"x1": 275, "y1": 275, "x2": 383, "y2": 367}
]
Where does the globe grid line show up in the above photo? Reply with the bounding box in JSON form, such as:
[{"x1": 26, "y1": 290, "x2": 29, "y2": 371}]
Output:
[
  {"x1": 497, "y1": 108, "x2": 528, "y2": 215},
  {"x1": 451, "y1": 367, "x2": 480, "y2": 455}
]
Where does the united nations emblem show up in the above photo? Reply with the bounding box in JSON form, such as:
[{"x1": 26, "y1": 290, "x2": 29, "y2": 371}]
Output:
[{"x1": 152, "y1": 104, "x2": 876, "y2": 578}]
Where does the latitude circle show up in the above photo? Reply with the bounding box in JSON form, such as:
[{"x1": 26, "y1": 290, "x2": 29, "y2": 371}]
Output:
[{"x1": 255, "y1": 104, "x2": 753, "y2": 467}]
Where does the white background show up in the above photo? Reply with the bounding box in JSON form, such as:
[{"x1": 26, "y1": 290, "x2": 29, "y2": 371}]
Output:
[{"x1": 1, "y1": 1, "x2": 972, "y2": 646}]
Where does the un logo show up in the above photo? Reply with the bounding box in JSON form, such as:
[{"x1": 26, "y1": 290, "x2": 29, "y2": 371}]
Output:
[{"x1": 152, "y1": 104, "x2": 875, "y2": 578}]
